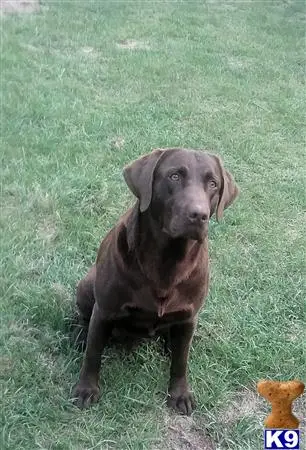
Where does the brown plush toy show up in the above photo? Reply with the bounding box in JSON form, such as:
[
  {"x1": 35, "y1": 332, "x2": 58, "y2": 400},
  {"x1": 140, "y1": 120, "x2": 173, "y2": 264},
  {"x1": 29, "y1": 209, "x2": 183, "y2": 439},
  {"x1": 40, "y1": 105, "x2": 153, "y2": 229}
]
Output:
[{"x1": 257, "y1": 380, "x2": 305, "y2": 429}]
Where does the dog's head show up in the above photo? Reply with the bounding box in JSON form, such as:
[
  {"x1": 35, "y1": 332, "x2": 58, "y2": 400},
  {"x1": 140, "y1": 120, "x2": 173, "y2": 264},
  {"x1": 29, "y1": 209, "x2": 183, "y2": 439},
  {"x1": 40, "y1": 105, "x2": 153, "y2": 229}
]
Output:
[{"x1": 123, "y1": 148, "x2": 239, "y2": 242}]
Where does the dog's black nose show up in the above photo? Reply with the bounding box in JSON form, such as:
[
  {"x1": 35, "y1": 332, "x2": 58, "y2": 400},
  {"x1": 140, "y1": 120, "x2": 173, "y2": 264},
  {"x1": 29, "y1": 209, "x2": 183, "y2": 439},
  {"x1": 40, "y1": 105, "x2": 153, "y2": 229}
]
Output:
[{"x1": 188, "y1": 206, "x2": 208, "y2": 223}]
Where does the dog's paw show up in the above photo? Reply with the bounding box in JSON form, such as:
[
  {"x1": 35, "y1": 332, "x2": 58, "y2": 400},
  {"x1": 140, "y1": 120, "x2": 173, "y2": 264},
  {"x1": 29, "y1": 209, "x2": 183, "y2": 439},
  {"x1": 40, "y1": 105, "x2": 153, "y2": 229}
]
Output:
[
  {"x1": 72, "y1": 381, "x2": 100, "y2": 409},
  {"x1": 167, "y1": 385, "x2": 196, "y2": 415}
]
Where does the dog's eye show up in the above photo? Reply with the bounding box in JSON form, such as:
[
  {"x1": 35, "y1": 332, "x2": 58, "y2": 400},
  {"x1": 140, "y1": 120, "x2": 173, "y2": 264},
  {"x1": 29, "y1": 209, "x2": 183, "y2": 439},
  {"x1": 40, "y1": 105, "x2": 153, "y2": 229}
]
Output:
[
  {"x1": 170, "y1": 173, "x2": 180, "y2": 181},
  {"x1": 208, "y1": 180, "x2": 217, "y2": 189}
]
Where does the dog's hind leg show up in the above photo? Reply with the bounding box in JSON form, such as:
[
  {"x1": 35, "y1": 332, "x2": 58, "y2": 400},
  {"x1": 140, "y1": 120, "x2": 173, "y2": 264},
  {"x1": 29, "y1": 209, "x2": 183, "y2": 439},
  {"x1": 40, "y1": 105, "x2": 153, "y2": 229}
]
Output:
[
  {"x1": 73, "y1": 266, "x2": 96, "y2": 350},
  {"x1": 158, "y1": 328, "x2": 172, "y2": 356}
]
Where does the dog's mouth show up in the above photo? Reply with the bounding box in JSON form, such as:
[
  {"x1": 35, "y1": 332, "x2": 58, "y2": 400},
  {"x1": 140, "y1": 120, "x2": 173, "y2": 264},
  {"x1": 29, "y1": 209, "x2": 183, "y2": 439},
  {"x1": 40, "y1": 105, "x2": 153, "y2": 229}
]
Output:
[
  {"x1": 183, "y1": 225, "x2": 208, "y2": 242},
  {"x1": 163, "y1": 221, "x2": 208, "y2": 242}
]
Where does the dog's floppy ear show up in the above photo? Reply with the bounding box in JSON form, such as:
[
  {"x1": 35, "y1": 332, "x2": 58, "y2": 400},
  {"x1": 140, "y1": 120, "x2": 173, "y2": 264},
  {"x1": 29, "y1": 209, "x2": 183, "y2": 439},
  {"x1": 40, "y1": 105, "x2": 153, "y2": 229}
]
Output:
[
  {"x1": 213, "y1": 155, "x2": 239, "y2": 221},
  {"x1": 125, "y1": 203, "x2": 139, "y2": 251},
  {"x1": 123, "y1": 149, "x2": 165, "y2": 212}
]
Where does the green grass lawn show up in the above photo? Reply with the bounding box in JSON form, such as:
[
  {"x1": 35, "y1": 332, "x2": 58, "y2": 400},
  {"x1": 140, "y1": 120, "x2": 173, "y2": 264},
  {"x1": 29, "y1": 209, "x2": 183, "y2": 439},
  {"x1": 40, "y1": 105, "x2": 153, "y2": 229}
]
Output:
[{"x1": 1, "y1": 1, "x2": 305, "y2": 449}]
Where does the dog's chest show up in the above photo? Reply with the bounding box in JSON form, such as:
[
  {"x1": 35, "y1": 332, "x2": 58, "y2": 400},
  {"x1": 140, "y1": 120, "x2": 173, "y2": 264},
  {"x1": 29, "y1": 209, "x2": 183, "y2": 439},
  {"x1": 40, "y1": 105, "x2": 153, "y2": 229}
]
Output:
[{"x1": 115, "y1": 287, "x2": 193, "y2": 336}]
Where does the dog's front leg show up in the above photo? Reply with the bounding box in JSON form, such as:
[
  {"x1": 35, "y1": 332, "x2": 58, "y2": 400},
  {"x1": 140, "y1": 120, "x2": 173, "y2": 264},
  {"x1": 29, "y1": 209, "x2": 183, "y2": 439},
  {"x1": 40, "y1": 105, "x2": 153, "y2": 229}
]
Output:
[
  {"x1": 167, "y1": 320, "x2": 196, "y2": 415},
  {"x1": 72, "y1": 303, "x2": 112, "y2": 408}
]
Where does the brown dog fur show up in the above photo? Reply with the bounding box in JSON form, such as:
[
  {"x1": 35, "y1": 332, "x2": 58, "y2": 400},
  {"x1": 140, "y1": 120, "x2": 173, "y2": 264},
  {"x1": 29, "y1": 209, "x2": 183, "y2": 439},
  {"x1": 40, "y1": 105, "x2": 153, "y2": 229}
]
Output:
[{"x1": 72, "y1": 148, "x2": 239, "y2": 414}]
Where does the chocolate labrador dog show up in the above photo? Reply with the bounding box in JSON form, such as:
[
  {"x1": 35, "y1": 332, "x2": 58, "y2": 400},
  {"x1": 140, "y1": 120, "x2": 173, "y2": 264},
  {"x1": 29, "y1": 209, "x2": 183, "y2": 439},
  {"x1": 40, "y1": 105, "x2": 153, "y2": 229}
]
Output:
[{"x1": 72, "y1": 147, "x2": 239, "y2": 415}]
